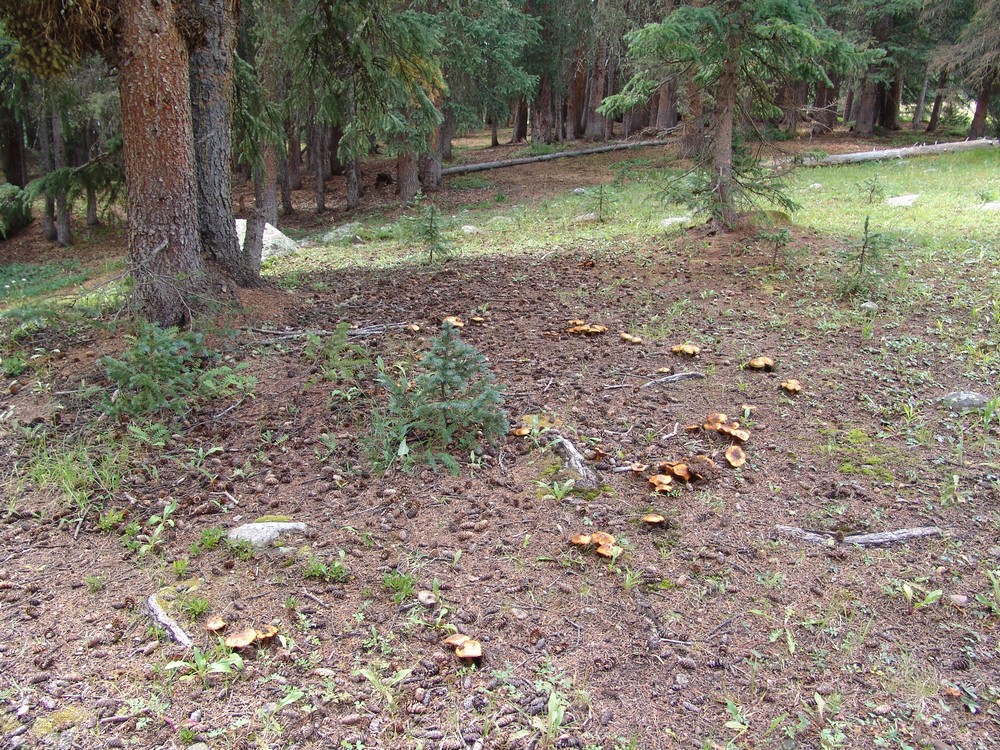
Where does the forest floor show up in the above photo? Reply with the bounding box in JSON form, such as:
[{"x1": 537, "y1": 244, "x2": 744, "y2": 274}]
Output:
[{"x1": 1, "y1": 128, "x2": 1000, "y2": 750}]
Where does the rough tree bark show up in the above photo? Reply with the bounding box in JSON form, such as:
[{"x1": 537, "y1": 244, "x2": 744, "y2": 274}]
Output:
[
  {"x1": 396, "y1": 151, "x2": 419, "y2": 203},
  {"x1": 969, "y1": 76, "x2": 995, "y2": 139},
  {"x1": 710, "y1": 51, "x2": 740, "y2": 228},
  {"x1": 911, "y1": 73, "x2": 929, "y2": 130},
  {"x1": 254, "y1": 144, "x2": 279, "y2": 226},
  {"x1": 531, "y1": 74, "x2": 554, "y2": 144},
  {"x1": 346, "y1": 157, "x2": 361, "y2": 209},
  {"x1": 0, "y1": 112, "x2": 26, "y2": 188},
  {"x1": 566, "y1": 46, "x2": 586, "y2": 140},
  {"x1": 926, "y1": 69, "x2": 948, "y2": 133},
  {"x1": 511, "y1": 99, "x2": 528, "y2": 143},
  {"x1": 584, "y1": 39, "x2": 607, "y2": 141},
  {"x1": 36, "y1": 108, "x2": 57, "y2": 241},
  {"x1": 853, "y1": 80, "x2": 879, "y2": 137},
  {"x1": 118, "y1": 0, "x2": 214, "y2": 325},
  {"x1": 51, "y1": 107, "x2": 72, "y2": 246},
  {"x1": 189, "y1": 0, "x2": 257, "y2": 285},
  {"x1": 311, "y1": 123, "x2": 325, "y2": 212}
]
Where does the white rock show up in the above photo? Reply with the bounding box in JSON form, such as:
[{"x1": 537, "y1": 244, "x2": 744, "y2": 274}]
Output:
[
  {"x1": 980, "y1": 201, "x2": 1000, "y2": 210},
  {"x1": 571, "y1": 212, "x2": 600, "y2": 224},
  {"x1": 320, "y1": 222, "x2": 363, "y2": 244},
  {"x1": 886, "y1": 194, "x2": 919, "y2": 207},
  {"x1": 487, "y1": 215, "x2": 514, "y2": 226},
  {"x1": 460, "y1": 225, "x2": 482, "y2": 234},
  {"x1": 660, "y1": 216, "x2": 690, "y2": 229},
  {"x1": 235, "y1": 219, "x2": 299, "y2": 261},
  {"x1": 809, "y1": 183, "x2": 823, "y2": 189},
  {"x1": 227, "y1": 522, "x2": 308, "y2": 548},
  {"x1": 572, "y1": 188, "x2": 587, "y2": 195}
]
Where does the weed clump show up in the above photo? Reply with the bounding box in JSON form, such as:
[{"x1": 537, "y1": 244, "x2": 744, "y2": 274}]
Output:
[
  {"x1": 100, "y1": 322, "x2": 255, "y2": 419},
  {"x1": 374, "y1": 321, "x2": 508, "y2": 472}
]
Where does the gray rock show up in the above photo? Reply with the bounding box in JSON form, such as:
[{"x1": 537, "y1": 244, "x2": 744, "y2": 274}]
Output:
[
  {"x1": 227, "y1": 522, "x2": 308, "y2": 548},
  {"x1": 939, "y1": 391, "x2": 991, "y2": 411},
  {"x1": 320, "y1": 222, "x2": 362, "y2": 244},
  {"x1": 571, "y1": 212, "x2": 599, "y2": 224},
  {"x1": 572, "y1": 188, "x2": 587, "y2": 195},
  {"x1": 980, "y1": 200, "x2": 1000, "y2": 210},
  {"x1": 486, "y1": 215, "x2": 514, "y2": 226},
  {"x1": 460, "y1": 225, "x2": 481, "y2": 235},
  {"x1": 860, "y1": 301, "x2": 879, "y2": 314},
  {"x1": 234, "y1": 219, "x2": 299, "y2": 261},
  {"x1": 886, "y1": 194, "x2": 919, "y2": 207},
  {"x1": 187, "y1": 744, "x2": 210, "y2": 750},
  {"x1": 660, "y1": 216, "x2": 690, "y2": 229}
]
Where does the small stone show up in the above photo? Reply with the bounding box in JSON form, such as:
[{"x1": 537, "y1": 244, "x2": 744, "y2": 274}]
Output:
[
  {"x1": 939, "y1": 391, "x2": 991, "y2": 411},
  {"x1": 572, "y1": 188, "x2": 586, "y2": 195},
  {"x1": 886, "y1": 194, "x2": 919, "y2": 207},
  {"x1": 570, "y1": 212, "x2": 599, "y2": 225},
  {"x1": 816, "y1": 683, "x2": 835, "y2": 696},
  {"x1": 660, "y1": 216, "x2": 690, "y2": 229},
  {"x1": 510, "y1": 608, "x2": 529, "y2": 621},
  {"x1": 187, "y1": 744, "x2": 210, "y2": 750},
  {"x1": 417, "y1": 590, "x2": 437, "y2": 607},
  {"x1": 948, "y1": 594, "x2": 968, "y2": 607},
  {"x1": 860, "y1": 301, "x2": 878, "y2": 314},
  {"x1": 979, "y1": 201, "x2": 1000, "y2": 210},
  {"x1": 461, "y1": 225, "x2": 482, "y2": 234}
]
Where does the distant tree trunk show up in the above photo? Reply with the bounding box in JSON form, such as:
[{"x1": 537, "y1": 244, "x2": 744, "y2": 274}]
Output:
[
  {"x1": 118, "y1": 0, "x2": 214, "y2": 325},
  {"x1": 969, "y1": 76, "x2": 994, "y2": 139},
  {"x1": 329, "y1": 125, "x2": 344, "y2": 175},
  {"x1": 86, "y1": 185, "x2": 99, "y2": 226},
  {"x1": 189, "y1": 0, "x2": 255, "y2": 284},
  {"x1": 255, "y1": 144, "x2": 278, "y2": 226},
  {"x1": 532, "y1": 74, "x2": 554, "y2": 144},
  {"x1": 711, "y1": 51, "x2": 740, "y2": 229},
  {"x1": 842, "y1": 88, "x2": 854, "y2": 122},
  {"x1": 421, "y1": 107, "x2": 446, "y2": 191},
  {"x1": 779, "y1": 82, "x2": 806, "y2": 135},
  {"x1": 396, "y1": 151, "x2": 419, "y2": 203},
  {"x1": 36, "y1": 108, "x2": 57, "y2": 241},
  {"x1": 853, "y1": 81, "x2": 879, "y2": 137},
  {"x1": 879, "y1": 73, "x2": 902, "y2": 130},
  {"x1": 584, "y1": 40, "x2": 607, "y2": 141},
  {"x1": 311, "y1": 124, "x2": 325, "y2": 212},
  {"x1": 566, "y1": 47, "x2": 586, "y2": 139},
  {"x1": 441, "y1": 109, "x2": 456, "y2": 160},
  {"x1": 278, "y1": 152, "x2": 294, "y2": 215},
  {"x1": 286, "y1": 117, "x2": 301, "y2": 189},
  {"x1": 511, "y1": 99, "x2": 528, "y2": 143},
  {"x1": 490, "y1": 117, "x2": 499, "y2": 147},
  {"x1": 1, "y1": 114, "x2": 26, "y2": 188},
  {"x1": 926, "y1": 69, "x2": 948, "y2": 132},
  {"x1": 680, "y1": 73, "x2": 706, "y2": 159},
  {"x1": 51, "y1": 108, "x2": 72, "y2": 247},
  {"x1": 655, "y1": 82, "x2": 678, "y2": 129},
  {"x1": 346, "y1": 157, "x2": 361, "y2": 209},
  {"x1": 911, "y1": 73, "x2": 929, "y2": 130}
]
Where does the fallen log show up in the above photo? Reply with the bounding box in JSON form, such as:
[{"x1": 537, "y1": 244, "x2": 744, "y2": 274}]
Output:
[
  {"x1": 548, "y1": 433, "x2": 601, "y2": 488},
  {"x1": 775, "y1": 525, "x2": 942, "y2": 548},
  {"x1": 800, "y1": 138, "x2": 996, "y2": 167},
  {"x1": 441, "y1": 138, "x2": 676, "y2": 177}
]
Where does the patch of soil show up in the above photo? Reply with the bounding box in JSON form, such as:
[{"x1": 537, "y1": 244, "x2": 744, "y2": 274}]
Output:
[{"x1": 3, "y1": 222, "x2": 999, "y2": 749}]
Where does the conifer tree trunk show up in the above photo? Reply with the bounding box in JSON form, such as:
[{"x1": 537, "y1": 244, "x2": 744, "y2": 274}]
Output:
[
  {"x1": 189, "y1": 0, "x2": 254, "y2": 284},
  {"x1": 566, "y1": 46, "x2": 586, "y2": 139},
  {"x1": 490, "y1": 117, "x2": 499, "y2": 147},
  {"x1": 311, "y1": 124, "x2": 325, "y2": 212},
  {"x1": 51, "y1": 108, "x2": 72, "y2": 247},
  {"x1": 853, "y1": 81, "x2": 879, "y2": 136},
  {"x1": 255, "y1": 144, "x2": 279, "y2": 226},
  {"x1": 511, "y1": 100, "x2": 528, "y2": 142},
  {"x1": 926, "y1": 70, "x2": 947, "y2": 132},
  {"x1": 36, "y1": 108, "x2": 57, "y2": 241},
  {"x1": 710, "y1": 51, "x2": 740, "y2": 229},
  {"x1": 912, "y1": 73, "x2": 929, "y2": 129},
  {"x1": 397, "y1": 151, "x2": 419, "y2": 203},
  {"x1": 286, "y1": 111, "x2": 302, "y2": 189},
  {"x1": 1, "y1": 114, "x2": 26, "y2": 188},
  {"x1": 532, "y1": 74, "x2": 554, "y2": 144},
  {"x1": 346, "y1": 157, "x2": 361, "y2": 209},
  {"x1": 584, "y1": 40, "x2": 607, "y2": 141},
  {"x1": 118, "y1": 0, "x2": 213, "y2": 325},
  {"x1": 86, "y1": 185, "x2": 99, "y2": 226},
  {"x1": 969, "y1": 76, "x2": 994, "y2": 139}
]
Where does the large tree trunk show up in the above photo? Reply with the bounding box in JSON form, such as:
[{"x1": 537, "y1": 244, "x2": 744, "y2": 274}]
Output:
[
  {"x1": 584, "y1": 39, "x2": 607, "y2": 141},
  {"x1": 969, "y1": 76, "x2": 994, "y2": 139},
  {"x1": 440, "y1": 109, "x2": 456, "y2": 160},
  {"x1": 926, "y1": 69, "x2": 948, "y2": 132},
  {"x1": 189, "y1": 0, "x2": 256, "y2": 285},
  {"x1": 680, "y1": 72, "x2": 706, "y2": 159},
  {"x1": 566, "y1": 46, "x2": 586, "y2": 140},
  {"x1": 286, "y1": 115, "x2": 302, "y2": 189},
  {"x1": 86, "y1": 185, "x2": 99, "y2": 226},
  {"x1": 879, "y1": 72, "x2": 902, "y2": 130},
  {"x1": 853, "y1": 80, "x2": 879, "y2": 137},
  {"x1": 51, "y1": 108, "x2": 72, "y2": 247},
  {"x1": 118, "y1": 0, "x2": 214, "y2": 325},
  {"x1": 711, "y1": 51, "x2": 740, "y2": 229},
  {"x1": 311, "y1": 123, "x2": 325, "y2": 212},
  {"x1": 255, "y1": 144, "x2": 279, "y2": 226},
  {"x1": 655, "y1": 82, "x2": 678, "y2": 129},
  {"x1": 490, "y1": 117, "x2": 499, "y2": 147},
  {"x1": 396, "y1": 151, "x2": 419, "y2": 203}
]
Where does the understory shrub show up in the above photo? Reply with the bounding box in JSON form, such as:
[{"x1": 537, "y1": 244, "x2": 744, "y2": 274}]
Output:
[{"x1": 374, "y1": 321, "x2": 508, "y2": 471}]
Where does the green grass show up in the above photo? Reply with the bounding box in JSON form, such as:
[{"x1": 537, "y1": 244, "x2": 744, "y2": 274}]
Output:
[{"x1": 0, "y1": 261, "x2": 91, "y2": 303}]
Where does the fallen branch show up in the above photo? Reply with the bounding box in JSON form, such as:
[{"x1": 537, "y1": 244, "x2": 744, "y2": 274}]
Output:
[
  {"x1": 145, "y1": 595, "x2": 193, "y2": 649},
  {"x1": 641, "y1": 372, "x2": 706, "y2": 388},
  {"x1": 775, "y1": 525, "x2": 942, "y2": 548},
  {"x1": 799, "y1": 138, "x2": 996, "y2": 167},
  {"x1": 548, "y1": 433, "x2": 600, "y2": 488},
  {"x1": 441, "y1": 138, "x2": 676, "y2": 177},
  {"x1": 250, "y1": 323, "x2": 412, "y2": 344}
]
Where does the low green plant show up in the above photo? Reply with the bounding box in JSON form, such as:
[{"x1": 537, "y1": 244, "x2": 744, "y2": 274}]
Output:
[
  {"x1": 191, "y1": 526, "x2": 227, "y2": 556},
  {"x1": 177, "y1": 593, "x2": 210, "y2": 619},
  {"x1": 382, "y1": 570, "x2": 417, "y2": 605},
  {"x1": 838, "y1": 216, "x2": 889, "y2": 299},
  {"x1": 373, "y1": 322, "x2": 508, "y2": 471},
  {"x1": 419, "y1": 205, "x2": 451, "y2": 263},
  {"x1": 302, "y1": 322, "x2": 371, "y2": 384},
  {"x1": 536, "y1": 478, "x2": 575, "y2": 501},
  {"x1": 354, "y1": 664, "x2": 412, "y2": 712},
  {"x1": 84, "y1": 574, "x2": 104, "y2": 593},
  {"x1": 302, "y1": 551, "x2": 349, "y2": 582},
  {"x1": 133, "y1": 500, "x2": 177, "y2": 557},
  {"x1": 172, "y1": 558, "x2": 189, "y2": 578},
  {"x1": 165, "y1": 647, "x2": 244, "y2": 685},
  {"x1": 100, "y1": 322, "x2": 256, "y2": 419},
  {"x1": 225, "y1": 539, "x2": 255, "y2": 561},
  {"x1": 975, "y1": 568, "x2": 1000, "y2": 616}
]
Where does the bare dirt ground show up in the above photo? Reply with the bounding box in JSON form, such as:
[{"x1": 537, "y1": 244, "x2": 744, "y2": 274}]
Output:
[{"x1": 1, "y1": 129, "x2": 998, "y2": 750}]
